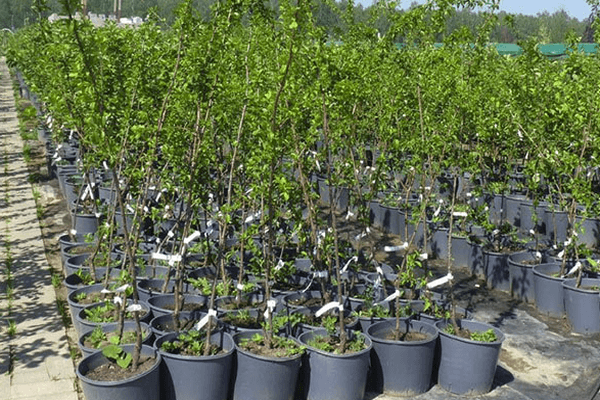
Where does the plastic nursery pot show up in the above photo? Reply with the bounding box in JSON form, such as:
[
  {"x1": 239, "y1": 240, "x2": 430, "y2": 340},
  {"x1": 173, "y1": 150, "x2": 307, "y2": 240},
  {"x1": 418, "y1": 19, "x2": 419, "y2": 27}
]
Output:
[
  {"x1": 297, "y1": 330, "x2": 372, "y2": 400},
  {"x1": 231, "y1": 330, "x2": 303, "y2": 400},
  {"x1": 532, "y1": 263, "x2": 565, "y2": 317},
  {"x1": 483, "y1": 248, "x2": 511, "y2": 291},
  {"x1": 434, "y1": 319, "x2": 504, "y2": 395},
  {"x1": 155, "y1": 330, "x2": 235, "y2": 400},
  {"x1": 76, "y1": 344, "x2": 161, "y2": 400},
  {"x1": 562, "y1": 278, "x2": 600, "y2": 334},
  {"x1": 147, "y1": 294, "x2": 208, "y2": 318},
  {"x1": 76, "y1": 300, "x2": 152, "y2": 337},
  {"x1": 67, "y1": 283, "x2": 109, "y2": 327},
  {"x1": 78, "y1": 321, "x2": 153, "y2": 358},
  {"x1": 137, "y1": 278, "x2": 176, "y2": 303},
  {"x1": 149, "y1": 311, "x2": 207, "y2": 339},
  {"x1": 367, "y1": 318, "x2": 439, "y2": 396},
  {"x1": 508, "y1": 250, "x2": 540, "y2": 303}
]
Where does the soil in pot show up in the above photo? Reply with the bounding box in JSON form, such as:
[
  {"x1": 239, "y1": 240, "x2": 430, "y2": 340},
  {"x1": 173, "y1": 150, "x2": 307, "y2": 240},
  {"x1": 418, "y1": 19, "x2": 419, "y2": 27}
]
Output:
[
  {"x1": 83, "y1": 326, "x2": 146, "y2": 350},
  {"x1": 159, "y1": 329, "x2": 226, "y2": 356},
  {"x1": 153, "y1": 314, "x2": 204, "y2": 332},
  {"x1": 305, "y1": 332, "x2": 368, "y2": 354},
  {"x1": 237, "y1": 332, "x2": 305, "y2": 358},
  {"x1": 83, "y1": 355, "x2": 156, "y2": 382},
  {"x1": 220, "y1": 311, "x2": 263, "y2": 330}
]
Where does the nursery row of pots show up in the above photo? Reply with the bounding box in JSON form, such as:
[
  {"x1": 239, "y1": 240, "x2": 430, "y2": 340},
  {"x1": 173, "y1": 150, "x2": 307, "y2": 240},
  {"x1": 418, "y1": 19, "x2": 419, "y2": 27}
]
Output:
[{"x1": 77, "y1": 317, "x2": 504, "y2": 400}]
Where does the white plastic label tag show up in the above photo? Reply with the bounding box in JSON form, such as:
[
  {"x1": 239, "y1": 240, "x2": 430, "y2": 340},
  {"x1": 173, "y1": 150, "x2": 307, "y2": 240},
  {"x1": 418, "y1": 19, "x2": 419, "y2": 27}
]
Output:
[
  {"x1": 383, "y1": 290, "x2": 401, "y2": 303},
  {"x1": 195, "y1": 309, "x2": 217, "y2": 330},
  {"x1": 114, "y1": 284, "x2": 130, "y2": 293},
  {"x1": 315, "y1": 302, "x2": 340, "y2": 317},
  {"x1": 184, "y1": 231, "x2": 201, "y2": 245},
  {"x1": 341, "y1": 256, "x2": 358, "y2": 273},
  {"x1": 426, "y1": 273, "x2": 453, "y2": 289},
  {"x1": 275, "y1": 259, "x2": 285, "y2": 271},
  {"x1": 126, "y1": 304, "x2": 143, "y2": 312},
  {"x1": 384, "y1": 242, "x2": 408, "y2": 252}
]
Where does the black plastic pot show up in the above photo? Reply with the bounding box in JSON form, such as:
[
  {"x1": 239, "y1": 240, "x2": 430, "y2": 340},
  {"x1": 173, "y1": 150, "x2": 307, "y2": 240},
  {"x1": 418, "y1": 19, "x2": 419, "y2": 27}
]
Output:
[
  {"x1": 147, "y1": 294, "x2": 208, "y2": 318},
  {"x1": 68, "y1": 283, "x2": 109, "y2": 330},
  {"x1": 232, "y1": 330, "x2": 302, "y2": 400},
  {"x1": 367, "y1": 318, "x2": 438, "y2": 396},
  {"x1": 149, "y1": 311, "x2": 207, "y2": 339},
  {"x1": 156, "y1": 330, "x2": 234, "y2": 400},
  {"x1": 532, "y1": 263, "x2": 565, "y2": 317},
  {"x1": 483, "y1": 248, "x2": 511, "y2": 291},
  {"x1": 297, "y1": 330, "x2": 372, "y2": 400},
  {"x1": 544, "y1": 207, "x2": 568, "y2": 244},
  {"x1": 78, "y1": 321, "x2": 152, "y2": 358},
  {"x1": 508, "y1": 250, "x2": 540, "y2": 302},
  {"x1": 138, "y1": 279, "x2": 176, "y2": 303},
  {"x1": 451, "y1": 234, "x2": 470, "y2": 268},
  {"x1": 70, "y1": 208, "x2": 100, "y2": 236},
  {"x1": 434, "y1": 319, "x2": 504, "y2": 395},
  {"x1": 562, "y1": 278, "x2": 600, "y2": 334},
  {"x1": 76, "y1": 344, "x2": 161, "y2": 400},
  {"x1": 467, "y1": 237, "x2": 485, "y2": 278},
  {"x1": 76, "y1": 300, "x2": 152, "y2": 336}
]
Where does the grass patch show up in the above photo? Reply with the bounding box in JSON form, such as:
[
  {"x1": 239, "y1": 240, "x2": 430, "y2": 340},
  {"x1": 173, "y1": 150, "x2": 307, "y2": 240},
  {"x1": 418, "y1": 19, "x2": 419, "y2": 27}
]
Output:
[
  {"x1": 23, "y1": 143, "x2": 31, "y2": 163},
  {"x1": 7, "y1": 319, "x2": 16, "y2": 337}
]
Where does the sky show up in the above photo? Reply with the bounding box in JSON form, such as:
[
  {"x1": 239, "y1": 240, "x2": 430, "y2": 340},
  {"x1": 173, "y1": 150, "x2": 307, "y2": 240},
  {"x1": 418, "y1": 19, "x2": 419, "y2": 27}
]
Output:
[{"x1": 356, "y1": 0, "x2": 594, "y2": 21}]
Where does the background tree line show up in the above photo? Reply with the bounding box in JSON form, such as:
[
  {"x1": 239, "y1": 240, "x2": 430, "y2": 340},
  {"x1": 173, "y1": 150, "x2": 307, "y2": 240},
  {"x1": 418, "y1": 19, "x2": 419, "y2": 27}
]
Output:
[{"x1": 0, "y1": 0, "x2": 595, "y2": 43}]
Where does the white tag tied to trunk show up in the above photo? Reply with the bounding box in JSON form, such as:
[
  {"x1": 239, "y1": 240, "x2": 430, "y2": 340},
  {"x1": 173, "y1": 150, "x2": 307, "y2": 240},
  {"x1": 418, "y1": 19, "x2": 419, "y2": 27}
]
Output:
[
  {"x1": 51, "y1": 156, "x2": 62, "y2": 166},
  {"x1": 184, "y1": 231, "x2": 201, "y2": 245},
  {"x1": 419, "y1": 253, "x2": 428, "y2": 261},
  {"x1": 114, "y1": 284, "x2": 130, "y2": 293},
  {"x1": 355, "y1": 230, "x2": 368, "y2": 241},
  {"x1": 167, "y1": 230, "x2": 175, "y2": 238},
  {"x1": 195, "y1": 309, "x2": 218, "y2": 330},
  {"x1": 314, "y1": 270, "x2": 328, "y2": 279},
  {"x1": 103, "y1": 161, "x2": 109, "y2": 171},
  {"x1": 535, "y1": 251, "x2": 542, "y2": 260},
  {"x1": 564, "y1": 261, "x2": 582, "y2": 277},
  {"x1": 70, "y1": 229, "x2": 77, "y2": 236},
  {"x1": 529, "y1": 229, "x2": 536, "y2": 236},
  {"x1": 384, "y1": 242, "x2": 409, "y2": 252},
  {"x1": 341, "y1": 256, "x2": 358, "y2": 273},
  {"x1": 101, "y1": 288, "x2": 112, "y2": 294},
  {"x1": 426, "y1": 273, "x2": 454, "y2": 289},
  {"x1": 345, "y1": 210, "x2": 355, "y2": 221},
  {"x1": 492, "y1": 229, "x2": 500, "y2": 236},
  {"x1": 376, "y1": 266, "x2": 384, "y2": 275},
  {"x1": 452, "y1": 211, "x2": 468, "y2": 218},
  {"x1": 433, "y1": 205, "x2": 442, "y2": 218},
  {"x1": 383, "y1": 290, "x2": 401, "y2": 303},
  {"x1": 94, "y1": 212, "x2": 102, "y2": 219},
  {"x1": 263, "y1": 299, "x2": 278, "y2": 319},
  {"x1": 152, "y1": 253, "x2": 182, "y2": 263},
  {"x1": 557, "y1": 250, "x2": 565, "y2": 258},
  {"x1": 113, "y1": 297, "x2": 123, "y2": 305},
  {"x1": 564, "y1": 238, "x2": 572, "y2": 247},
  {"x1": 236, "y1": 283, "x2": 245, "y2": 291},
  {"x1": 126, "y1": 205, "x2": 135, "y2": 213},
  {"x1": 126, "y1": 303, "x2": 144, "y2": 312},
  {"x1": 275, "y1": 259, "x2": 285, "y2": 271},
  {"x1": 315, "y1": 302, "x2": 343, "y2": 318}
]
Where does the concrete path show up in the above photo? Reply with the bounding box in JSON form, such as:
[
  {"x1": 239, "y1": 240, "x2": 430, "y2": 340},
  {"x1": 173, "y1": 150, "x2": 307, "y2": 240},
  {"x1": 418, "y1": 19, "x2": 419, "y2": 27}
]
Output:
[{"x1": 0, "y1": 57, "x2": 78, "y2": 400}]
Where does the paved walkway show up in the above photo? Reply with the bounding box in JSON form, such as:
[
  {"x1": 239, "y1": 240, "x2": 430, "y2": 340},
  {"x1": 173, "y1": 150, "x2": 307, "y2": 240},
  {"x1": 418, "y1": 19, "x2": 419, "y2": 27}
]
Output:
[{"x1": 0, "y1": 57, "x2": 78, "y2": 400}]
